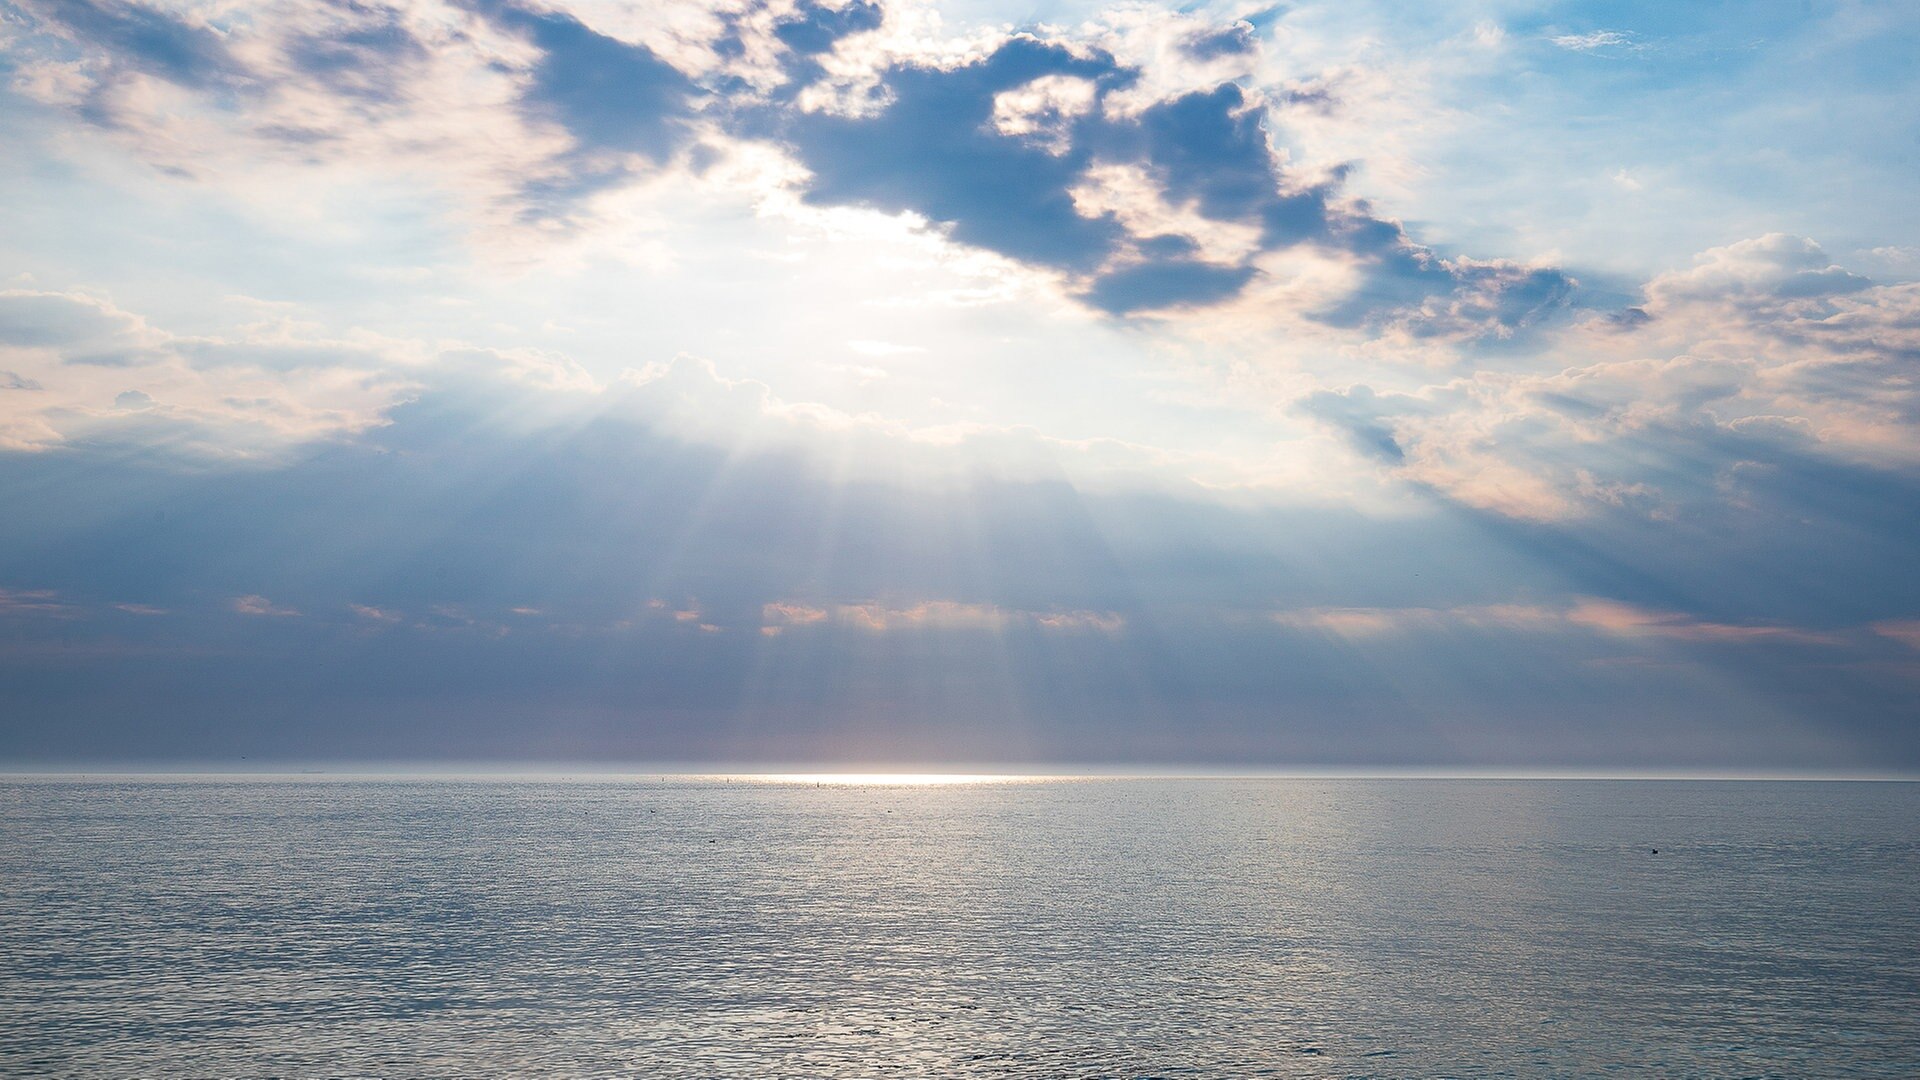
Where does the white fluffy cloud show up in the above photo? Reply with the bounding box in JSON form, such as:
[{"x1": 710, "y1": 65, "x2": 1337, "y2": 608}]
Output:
[
  {"x1": 1293, "y1": 236, "x2": 1920, "y2": 520},
  {"x1": 0, "y1": 290, "x2": 416, "y2": 455}
]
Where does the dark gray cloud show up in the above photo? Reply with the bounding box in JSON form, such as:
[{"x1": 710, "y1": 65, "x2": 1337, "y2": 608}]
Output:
[
  {"x1": 0, "y1": 291, "x2": 136, "y2": 348},
  {"x1": 1082, "y1": 259, "x2": 1255, "y2": 316},
  {"x1": 463, "y1": 0, "x2": 701, "y2": 163},
  {"x1": 1296, "y1": 386, "x2": 1408, "y2": 463},
  {"x1": 773, "y1": 0, "x2": 884, "y2": 56},
  {"x1": 0, "y1": 291, "x2": 158, "y2": 367},
  {"x1": 23, "y1": 0, "x2": 247, "y2": 90},
  {"x1": 769, "y1": 29, "x2": 1582, "y2": 326},
  {"x1": 282, "y1": 2, "x2": 428, "y2": 101},
  {"x1": 459, "y1": 0, "x2": 708, "y2": 213},
  {"x1": 1313, "y1": 221, "x2": 1578, "y2": 337},
  {"x1": 780, "y1": 36, "x2": 1130, "y2": 272},
  {"x1": 9, "y1": 0, "x2": 1599, "y2": 331},
  {"x1": 1180, "y1": 22, "x2": 1257, "y2": 61},
  {"x1": 1128, "y1": 84, "x2": 1283, "y2": 223}
]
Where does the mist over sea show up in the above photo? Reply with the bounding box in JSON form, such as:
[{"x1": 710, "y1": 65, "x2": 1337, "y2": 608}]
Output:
[{"x1": 3, "y1": 777, "x2": 1916, "y2": 1076}]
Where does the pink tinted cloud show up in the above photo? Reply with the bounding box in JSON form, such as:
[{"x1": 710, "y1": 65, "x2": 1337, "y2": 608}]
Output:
[
  {"x1": 232, "y1": 594, "x2": 300, "y2": 617},
  {"x1": 1871, "y1": 620, "x2": 1920, "y2": 651},
  {"x1": 1565, "y1": 599, "x2": 1841, "y2": 645}
]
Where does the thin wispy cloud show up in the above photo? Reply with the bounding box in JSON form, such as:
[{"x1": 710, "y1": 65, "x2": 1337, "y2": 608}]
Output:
[
  {"x1": 232, "y1": 595, "x2": 301, "y2": 618},
  {"x1": 1549, "y1": 30, "x2": 1642, "y2": 53}
]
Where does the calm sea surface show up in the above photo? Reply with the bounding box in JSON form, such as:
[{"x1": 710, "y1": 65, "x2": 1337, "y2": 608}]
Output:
[{"x1": 1, "y1": 777, "x2": 1916, "y2": 1077}]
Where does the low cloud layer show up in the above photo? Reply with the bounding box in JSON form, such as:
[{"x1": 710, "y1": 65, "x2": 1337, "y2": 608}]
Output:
[{"x1": 2, "y1": 326, "x2": 1915, "y2": 767}]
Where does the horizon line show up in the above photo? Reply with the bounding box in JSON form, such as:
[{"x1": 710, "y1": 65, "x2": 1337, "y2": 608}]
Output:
[{"x1": 3, "y1": 762, "x2": 1917, "y2": 782}]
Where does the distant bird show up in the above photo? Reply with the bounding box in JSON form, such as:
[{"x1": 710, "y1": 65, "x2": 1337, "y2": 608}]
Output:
[{"x1": 1651, "y1": 848, "x2": 1659, "y2": 854}]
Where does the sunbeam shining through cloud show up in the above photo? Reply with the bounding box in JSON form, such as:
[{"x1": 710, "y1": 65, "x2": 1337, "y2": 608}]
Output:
[{"x1": 1, "y1": 0, "x2": 1918, "y2": 771}]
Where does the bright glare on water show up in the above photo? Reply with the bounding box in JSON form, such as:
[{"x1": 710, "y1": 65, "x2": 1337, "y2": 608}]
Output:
[
  {"x1": 746, "y1": 773, "x2": 1035, "y2": 786},
  {"x1": 3, "y1": 777, "x2": 1918, "y2": 1076}
]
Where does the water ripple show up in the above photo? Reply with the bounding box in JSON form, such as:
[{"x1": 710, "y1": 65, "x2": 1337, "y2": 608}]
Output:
[{"x1": 2, "y1": 778, "x2": 1917, "y2": 1076}]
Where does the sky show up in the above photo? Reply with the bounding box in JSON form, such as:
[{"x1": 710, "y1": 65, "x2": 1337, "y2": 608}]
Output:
[{"x1": 1, "y1": 0, "x2": 1917, "y2": 770}]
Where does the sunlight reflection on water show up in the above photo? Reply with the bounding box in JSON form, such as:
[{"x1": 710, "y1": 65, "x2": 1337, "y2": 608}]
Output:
[
  {"x1": 2, "y1": 777, "x2": 1917, "y2": 1076},
  {"x1": 746, "y1": 772, "x2": 1040, "y2": 786}
]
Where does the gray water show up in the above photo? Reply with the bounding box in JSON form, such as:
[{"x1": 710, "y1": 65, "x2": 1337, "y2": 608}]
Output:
[{"x1": 1, "y1": 777, "x2": 1917, "y2": 1077}]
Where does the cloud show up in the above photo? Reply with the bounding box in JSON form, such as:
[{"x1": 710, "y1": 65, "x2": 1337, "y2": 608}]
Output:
[
  {"x1": 279, "y1": 4, "x2": 428, "y2": 102},
  {"x1": 1083, "y1": 258, "x2": 1257, "y2": 315},
  {"x1": 461, "y1": 0, "x2": 705, "y2": 209},
  {"x1": 112, "y1": 602, "x2": 168, "y2": 615},
  {"x1": 2, "y1": 3, "x2": 1917, "y2": 769},
  {"x1": 778, "y1": 35, "x2": 1130, "y2": 273},
  {"x1": 1646, "y1": 234, "x2": 1873, "y2": 308},
  {"x1": 0, "y1": 289, "x2": 414, "y2": 454},
  {"x1": 20, "y1": 0, "x2": 249, "y2": 93},
  {"x1": 232, "y1": 594, "x2": 300, "y2": 617},
  {"x1": 772, "y1": 0, "x2": 885, "y2": 58},
  {"x1": 0, "y1": 285, "x2": 1197, "y2": 507},
  {"x1": 0, "y1": 288, "x2": 162, "y2": 362},
  {"x1": 1312, "y1": 247, "x2": 1577, "y2": 342},
  {"x1": 1563, "y1": 599, "x2": 1842, "y2": 646},
  {"x1": 991, "y1": 72, "x2": 1098, "y2": 155},
  {"x1": 1034, "y1": 609, "x2": 1126, "y2": 632},
  {"x1": 1548, "y1": 31, "x2": 1640, "y2": 54},
  {"x1": 1293, "y1": 237, "x2": 1920, "y2": 522},
  {"x1": 1181, "y1": 23, "x2": 1257, "y2": 62},
  {"x1": 762, "y1": 601, "x2": 830, "y2": 626},
  {"x1": 1566, "y1": 237, "x2": 1920, "y2": 468},
  {"x1": 2, "y1": 0, "x2": 1592, "y2": 333},
  {"x1": 1273, "y1": 603, "x2": 1560, "y2": 637},
  {"x1": 759, "y1": 598, "x2": 1124, "y2": 634},
  {"x1": 1871, "y1": 620, "x2": 1920, "y2": 651},
  {"x1": 770, "y1": 26, "x2": 1582, "y2": 327},
  {"x1": 1295, "y1": 381, "x2": 1577, "y2": 521},
  {"x1": 0, "y1": 588, "x2": 73, "y2": 616},
  {"x1": 1272, "y1": 599, "x2": 1843, "y2": 647},
  {"x1": 3, "y1": 0, "x2": 574, "y2": 237},
  {"x1": 1, "y1": 320, "x2": 1914, "y2": 767},
  {"x1": 1296, "y1": 385, "x2": 1409, "y2": 463}
]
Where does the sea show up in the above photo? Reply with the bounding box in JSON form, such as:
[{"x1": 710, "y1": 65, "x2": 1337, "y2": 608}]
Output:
[{"x1": 2, "y1": 776, "x2": 1916, "y2": 1077}]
